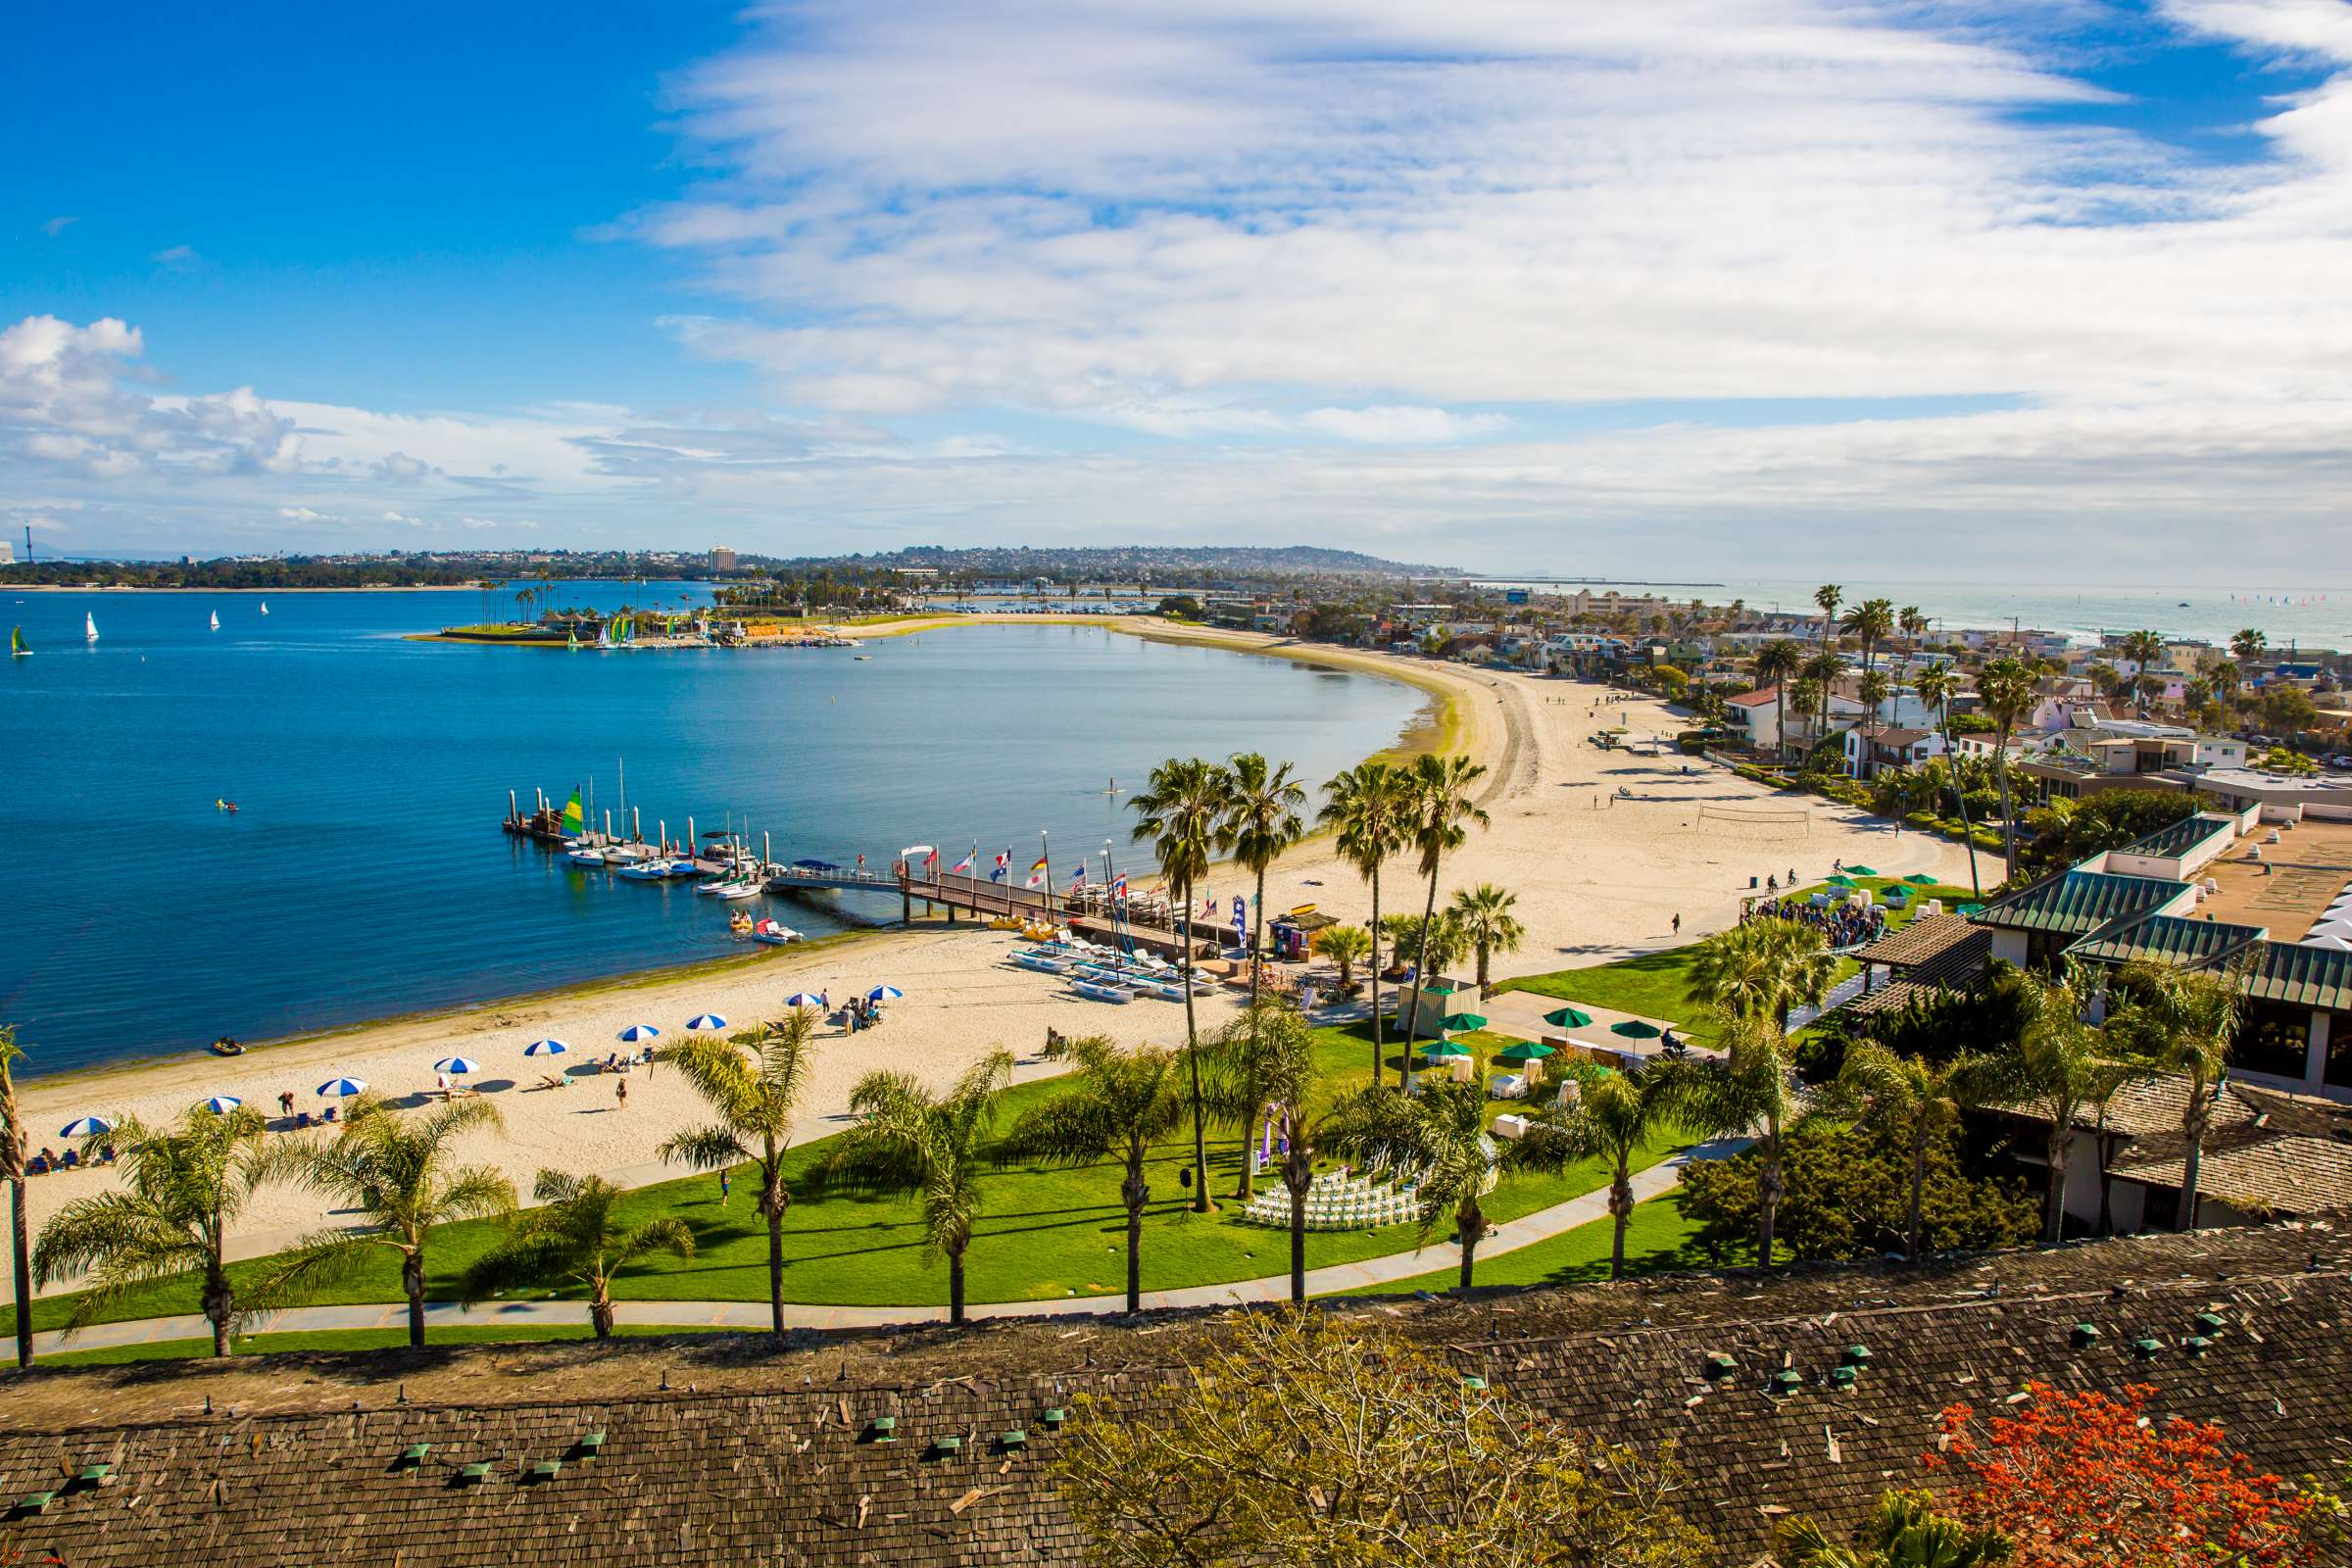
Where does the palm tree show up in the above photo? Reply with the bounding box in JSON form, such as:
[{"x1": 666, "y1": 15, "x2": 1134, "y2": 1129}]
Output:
[
  {"x1": 656, "y1": 1008, "x2": 818, "y2": 1336},
  {"x1": 2105, "y1": 961, "x2": 2240, "y2": 1232},
  {"x1": 1689, "y1": 920, "x2": 1835, "y2": 1032},
  {"x1": 1313, "y1": 923, "x2": 1371, "y2": 996},
  {"x1": 1799, "y1": 652, "x2": 1843, "y2": 763},
  {"x1": 1897, "y1": 605, "x2": 1928, "y2": 654},
  {"x1": 827, "y1": 1052, "x2": 1013, "y2": 1323},
  {"x1": 2119, "y1": 629, "x2": 2168, "y2": 717},
  {"x1": 1812, "y1": 583, "x2": 1843, "y2": 742},
  {"x1": 1, "y1": 1025, "x2": 28, "y2": 1368},
  {"x1": 1788, "y1": 673, "x2": 1824, "y2": 760},
  {"x1": 1842, "y1": 597, "x2": 1895, "y2": 690},
  {"x1": 1321, "y1": 1078, "x2": 1502, "y2": 1291},
  {"x1": 1198, "y1": 998, "x2": 1319, "y2": 1206},
  {"x1": 1400, "y1": 753, "x2": 1491, "y2": 1052},
  {"x1": 1004, "y1": 1037, "x2": 1184, "y2": 1312},
  {"x1": 1831, "y1": 1045, "x2": 2012, "y2": 1262},
  {"x1": 33, "y1": 1103, "x2": 298, "y2": 1356},
  {"x1": 1854, "y1": 670, "x2": 1891, "y2": 775},
  {"x1": 1320, "y1": 760, "x2": 1411, "y2": 1083},
  {"x1": 2230, "y1": 626, "x2": 2267, "y2": 667},
  {"x1": 460, "y1": 1170, "x2": 692, "y2": 1338},
  {"x1": 2011, "y1": 968, "x2": 2130, "y2": 1246},
  {"x1": 1448, "y1": 883, "x2": 1524, "y2": 992},
  {"x1": 1778, "y1": 1490, "x2": 2009, "y2": 1567},
  {"x1": 1131, "y1": 757, "x2": 1230, "y2": 1210},
  {"x1": 1973, "y1": 656, "x2": 2039, "y2": 881},
  {"x1": 1220, "y1": 752, "x2": 1307, "y2": 1014},
  {"x1": 1666, "y1": 1008, "x2": 1805, "y2": 1263},
  {"x1": 1521, "y1": 1066, "x2": 1683, "y2": 1279},
  {"x1": 1753, "y1": 639, "x2": 1805, "y2": 761},
  {"x1": 281, "y1": 1096, "x2": 514, "y2": 1348},
  {"x1": 1912, "y1": 665, "x2": 1981, "y2": 900}
]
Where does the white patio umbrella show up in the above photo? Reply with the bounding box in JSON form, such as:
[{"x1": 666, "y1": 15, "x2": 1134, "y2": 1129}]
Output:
[
  {"x1": 58, "y1": 1115, "x2": 114, "y2": 1138},
  {"x1": 616, "y1": 1023, "x2": 661, "y2": 1043},
  {"x1": 684, "y1": 1014, "x2": 727, "y2": 1031},
  {"x1": 782, "y1": 992, "x2": 828, "y2": 1008},
  {"x1": 864, "y1": 986, "x2": 904, "y2": 1002},
  {"x1": 197, "y1": 1095, "x2": 243, "y2": 1114},
  {"x1": 316, "y1": 1077, "x2": 368, "y2": 1098},
  {"x1": 523, "y1": 1039, "x2": 568, "y2": 1056},
  {"x1": 433, "y1": 1056, "x2": 481, "y2": 1076}
]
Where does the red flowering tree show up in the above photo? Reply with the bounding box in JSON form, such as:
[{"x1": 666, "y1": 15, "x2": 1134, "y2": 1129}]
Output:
[{"x1": 1925, "y1": 1381, "x2": 2331, "y2": 1566}]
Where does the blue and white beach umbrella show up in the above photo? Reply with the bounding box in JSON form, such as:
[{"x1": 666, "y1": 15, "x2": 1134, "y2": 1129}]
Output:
[
  {"x1": 316, "y1": 1078, "x2": 368, "y2": 1099},
  {"x1": 616, "y1": 1023, "x2": 661, "y2": 1043},
  {"x1": 523, "y1": 1039, "x2": 568, "y2": 1056},
  {"x1": 684, "y1": 1014, "x2": 727, "y2": 1031},
  {"x1": 782, "y1": 992, "x2": 828, "y2": 1008},
  {"x1": 58, "y1": 1115, "x2": 114, "y2": 1138},
  {"x1": 865, "y1": 986, "x2": 904, "y2": 1002},
  {"x1": 198, "y1": 1095, "x2": 243, "y2": 1114},
  {"x1": 433, "y1": 1056, "x2": 481, "y2": 1076}
]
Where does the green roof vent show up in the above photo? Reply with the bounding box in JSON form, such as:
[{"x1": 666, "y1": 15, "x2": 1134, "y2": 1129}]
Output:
[
  {"x1": 396, "y1": 1444, "x2": 430, "y2": 1469},
  {"x1": 527, "y1": 1459, "x2": 563, "y2": 1483},
  {"x1": 2193, "y1": 1310, "x2": 2228, "y2": 1336},
  {"x1": 74, "y1": 1463, "x2": 116, "y2": 1488},
  {"x1": 2069, "y1": 1322, "x2": 2101, "y2": 1349},
  {"x1": 577, "y1": 1430, "x2": 607, "y2": 1456},
  {"x1": 1840, "y1": 1345, "x2": 1873, "y2": 1368},
  {"x1": 928, "y1": 1435, "x2": 964, "y2": 1458},
  {"x1": 2132, "y1": 1338, "x2": 2163, "y2": 1361},
  {"x1": 1770, "y1": 1369, "x2": 1804, "y2": 1396},
  {"x1": 14, "y1": 1492, "x2": 57, "y2": 1517},
  {"x1": 1001, "y1": 1429, "x2": 1029, "y2": 1450},
  {"x1": 2185, "y1": 1335, "x2": 2215, "y2": 1357},
  {"x1": 1829, "y1": 1366, "x2": 1859, "y2": 1390},
  {"x1": 1042, "y1": 1407, "x2": 1067, "y2": 1429},
  {"x1": 1461, "y1": 1375, "x2": 1489, "y2": 1394},
  {"x1": 459, "y1": 1461, "x2": 494, "y2": 1485},
  {"x1": 867, "y1": 1415, "x2": 898, "y2": 1444},
  {"x1": 1704, "y1": 1352, "x2": 1739, "y2": 1379}
]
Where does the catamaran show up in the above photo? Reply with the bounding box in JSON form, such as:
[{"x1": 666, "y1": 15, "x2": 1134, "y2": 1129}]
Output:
[
  {"x1": 84, "y1": 612, "x2": 97, "y2": 642},
  {"x1": 9, "y1": 626, "x2": 28, "y2": 658}
]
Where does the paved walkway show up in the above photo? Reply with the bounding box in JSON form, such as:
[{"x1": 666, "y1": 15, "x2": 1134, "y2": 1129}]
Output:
[{"x1": 28, "y1": 1139, "x2": 1743, "y2": 1355}]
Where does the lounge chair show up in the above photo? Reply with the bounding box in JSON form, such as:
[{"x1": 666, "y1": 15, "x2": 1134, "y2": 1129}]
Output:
[{"x1": 536, "y1": 1073, "x2": 570, "y2": 1091}]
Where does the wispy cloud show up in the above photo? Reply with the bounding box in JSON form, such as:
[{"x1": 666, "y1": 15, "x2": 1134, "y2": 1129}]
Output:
[
  {"x1": 39, "y1": 216, "x2": 76, "y2": 238},
  {"x1": 148, "y1": 243, "x2": 202, "y2": 270}
]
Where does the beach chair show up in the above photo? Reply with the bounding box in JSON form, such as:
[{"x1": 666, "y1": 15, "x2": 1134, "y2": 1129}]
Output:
[
  {"x1": 59, "y1": 1149, "x2": 79, "y2": 1169},
  {"x1": 536, "y1": 1073, "x2": 569, "y2": 1092}
]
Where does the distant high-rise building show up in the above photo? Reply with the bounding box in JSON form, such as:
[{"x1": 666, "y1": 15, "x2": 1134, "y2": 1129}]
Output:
[
  {"x1": 0, "y1": 538, "x2": 14, "y2": 564},
  {"x1": 710, "y1": 546, "x2": 737, "y2": 571}
]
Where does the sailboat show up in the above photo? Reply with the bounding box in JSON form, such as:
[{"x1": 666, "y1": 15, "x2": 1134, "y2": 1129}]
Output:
[
  {"x1": 209, "y1": 610, "x2": 220, "y2": 632},
  {"x1": 84, "y1": 612, "x2": 98, "y2": 643},
  {"x1": 259, "y1": 601, "x2": 270, "y2": 615},
  {"x1": 9, "y1": 626, "x2": 29, "y2": 658}
]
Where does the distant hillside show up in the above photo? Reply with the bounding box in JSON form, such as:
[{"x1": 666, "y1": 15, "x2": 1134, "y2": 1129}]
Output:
[{"x1": 768, "y1": 544, "x2": 1464, "y2": 579}]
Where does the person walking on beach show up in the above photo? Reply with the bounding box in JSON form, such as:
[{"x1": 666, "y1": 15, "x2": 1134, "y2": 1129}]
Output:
[
  {"x1": 614, "y1": 1077, "x2": 627, "y2": 1110},
  {"x1": 1672, "y1": 912, "x2": 1681, "y2": 937},
  {"x1": 277, "y1": 1090, "x2": 295, "y2": 1117}
]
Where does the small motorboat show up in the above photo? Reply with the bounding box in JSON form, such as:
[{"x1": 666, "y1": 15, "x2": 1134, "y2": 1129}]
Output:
[
  {"x1": 616, "y1": 858, "x2": 685, "y2": 880},
  {"x1": 696, "y1": 873, "x2": 761, "y2": 900},
  {"x1": 566, "y1": 847, "x2": 610, "y2": 867},
  {"x1": 752, "y1": 918, "x2": 802, "y2": 945},
  {"x1": 209, "y1": 1036, "x2": 246, "y2": 1057}
]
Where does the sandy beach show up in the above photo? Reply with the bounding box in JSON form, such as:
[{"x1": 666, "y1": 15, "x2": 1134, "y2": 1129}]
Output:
[{"x1": 10, "y1": 626, "x2": 1986, "y2": 1298}]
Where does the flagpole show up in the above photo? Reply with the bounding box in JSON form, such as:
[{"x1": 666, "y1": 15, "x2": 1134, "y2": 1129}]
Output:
[{"x1": 1040, "y1": 828, "x2": 1052, "y2": 917}]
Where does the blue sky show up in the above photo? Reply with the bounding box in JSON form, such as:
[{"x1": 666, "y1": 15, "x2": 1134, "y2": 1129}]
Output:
[{"x1": 4, "y1": 1, "x2": 2349, "y2": 573}]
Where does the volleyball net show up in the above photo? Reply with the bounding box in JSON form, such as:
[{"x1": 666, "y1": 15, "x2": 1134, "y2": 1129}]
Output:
[{"x1": 1695, "y1": 803, "x2": 1812, "y2": 833}]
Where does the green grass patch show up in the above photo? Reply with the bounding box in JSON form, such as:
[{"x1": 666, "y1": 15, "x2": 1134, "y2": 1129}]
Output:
[
  {"x1": 1326, "y1": 1191, "x2": 1707, "y2": 1297},
  {"x1": 7, "y1": 1021, "x2": 1679, "y2": 1335}
]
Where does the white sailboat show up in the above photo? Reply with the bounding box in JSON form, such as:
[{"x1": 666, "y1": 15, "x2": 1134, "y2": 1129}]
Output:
[
  {"x1": 259, "y1": 601, "x2": 270, "y2": 615},
  {"x1": 209, "y1": 610, "x2": 220, "y2": 632},
  {"x1": 84, "y1": 612, "x2": 98, "y2": 642}
]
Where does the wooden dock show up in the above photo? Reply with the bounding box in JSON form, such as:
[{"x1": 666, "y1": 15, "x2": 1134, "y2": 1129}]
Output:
[{"x1": 764, "y1": 865, "x2": 1224, "y2": 956}]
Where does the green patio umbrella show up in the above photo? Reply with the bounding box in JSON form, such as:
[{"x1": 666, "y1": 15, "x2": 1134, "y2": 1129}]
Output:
[
  {"x1": 1843, "y1": 864, "x2": 1879, "y2": 877},
  {"x1": 1901, "y1": 872, "x2": 1939, "y2": 886},
  {"x1": 1494, "y1": 1041, "x2": 1555, "y2": 1064},
  {"x1": 1610, "y1": 1019, "x2": 1663, "y2": 1039},
  {"x1": 1823, "y1": 874, "x2": 1856, "y2": 888},
  {"x1": 1441, "y1": 1011, "x2": 1488, "y2": 1033},
  {"x1": 1957, "y1": 903, "x2": 1984, "y2": 916},
  {"x1": 1543, "y1": 1005, "x2": 1593, "y2": 1029},
  {"x1": 1420, "y1": 1041, "x2": 1472, "y2": 1060}
]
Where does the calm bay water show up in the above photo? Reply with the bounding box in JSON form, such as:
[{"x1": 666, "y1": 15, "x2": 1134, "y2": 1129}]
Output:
[{"x1": 0, "y1": 587, "x2": 1421, "y2": 1077}]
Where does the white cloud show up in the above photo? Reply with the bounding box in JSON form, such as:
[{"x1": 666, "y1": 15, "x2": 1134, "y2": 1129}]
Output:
[
  {"x1": 39, "y1": 217, "x2": 76, "y2": 238},
  {"x1": 148, "y1": 244, "x2": 202, "y2": 270}
]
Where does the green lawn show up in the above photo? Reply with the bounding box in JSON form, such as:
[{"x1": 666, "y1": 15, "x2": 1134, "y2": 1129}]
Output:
[
  {"x1": 1328, "y1": 1191, "x2": 1707, "y2": 1297},
  {"x1": 1488, "y1": 878, "x2": 1977, "y2": 1027},
  {"x1": 6, "y1": 1021, "x2": 1683, "y2": 1337},
  {"x1": 35, "y1": 1322, "x2": 716, "y2": 1367}
]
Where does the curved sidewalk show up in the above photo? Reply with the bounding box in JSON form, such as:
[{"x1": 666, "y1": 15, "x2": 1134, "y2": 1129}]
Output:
[{"x1": 27, "y1": 1140, "x2": 1741, "y2": 1355}]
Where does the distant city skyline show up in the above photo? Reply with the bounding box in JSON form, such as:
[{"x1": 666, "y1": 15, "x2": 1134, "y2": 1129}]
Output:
[{"x1": 5, "y1": 1, "x2": 2350, "y2": 574}]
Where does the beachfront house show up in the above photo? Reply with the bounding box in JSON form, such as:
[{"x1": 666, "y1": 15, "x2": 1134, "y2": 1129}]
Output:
[
  {"x1": 1841, "y1": 724, "x2": 1945, "y2": 780},
  {"x1": 1719, "y1": 684, "x2": 1869, "y2": 757}
]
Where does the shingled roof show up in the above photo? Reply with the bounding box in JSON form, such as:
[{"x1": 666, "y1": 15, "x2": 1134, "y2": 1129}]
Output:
[
  {"x1": 5, "y1": 1226, "x2": 2351, "y2": 1566},
  {"x1": 2001, "y1": 1075, "x2": 2352, "y2": 1218}
]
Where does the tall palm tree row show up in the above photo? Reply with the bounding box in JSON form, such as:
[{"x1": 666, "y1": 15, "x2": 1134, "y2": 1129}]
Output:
[
  {"x1": 282, "y1": 1095, "x2": 515, "y2": 1348},
  {"x1": 1911, "y1": 665, "x2": 1981, "y2": 899},
  {"x1": 1972, "y1": 656, "x2": 2040, "y2": 882},
  {"x1": 1399, "y1": 753, "x2": 1491, "y2": 1053},
  {"x1": 1811, "y1": 583, "x2": 1843, "y2": 745},
  {"x1": 1318, "y1": 760, "x2": 1412, "y2": 1084},
  {"x1": 1005, "y1": 1036, "x2": 1185, "y2": 1313},
  {"x1": 1129, "y1": 757, "x2": 1231, "y2": 1210},
  {"x1": 1752, "y1": 639, "x2": 1806, "y2": 762},
  {"x1": 656, "y1": 1007, "x2": 818, "y2": 1337},
  {"x1": 461, "y1": 1170, "x2": 693, "y2": 1339},
  {"x1": 1, "y1": 1025, "x2": 29, "y2": 1368},
  {"x1": 32, "y1": 1103, "x2": 299, "y2": 1357}
]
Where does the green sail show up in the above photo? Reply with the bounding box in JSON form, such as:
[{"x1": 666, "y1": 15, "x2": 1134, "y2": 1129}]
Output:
[
  {"x1": 561, "y1": 790, "x2": 585, "y2": 835},
  {"x1": 9, "y1": 625, "x2": 27, "y2": 656}
]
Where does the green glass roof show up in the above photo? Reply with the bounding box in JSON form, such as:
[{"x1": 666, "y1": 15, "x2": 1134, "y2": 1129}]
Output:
[
  {"x1": 2243, "y1": 943, "x2": 2352, "y2": 1012},
  {"x1": 2116, "y1": 812, "x2": 2235, "y2": 861},
  {"x1": 1973, "y1": 870, "x2": 2187, "y2": 937},
  {"x1": 2067, "y1": 912, "x2": 2269, "y2": 969}
]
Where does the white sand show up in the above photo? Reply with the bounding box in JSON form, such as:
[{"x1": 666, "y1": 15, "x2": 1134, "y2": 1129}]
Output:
[{"x1": 10, "y1": 630, "x2": 1990, "y2": 1296}]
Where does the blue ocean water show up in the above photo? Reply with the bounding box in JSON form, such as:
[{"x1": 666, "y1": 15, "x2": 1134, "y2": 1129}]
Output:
[{"x1": 0, "y1": 588, "x2": 1420, "y2": 1077}]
